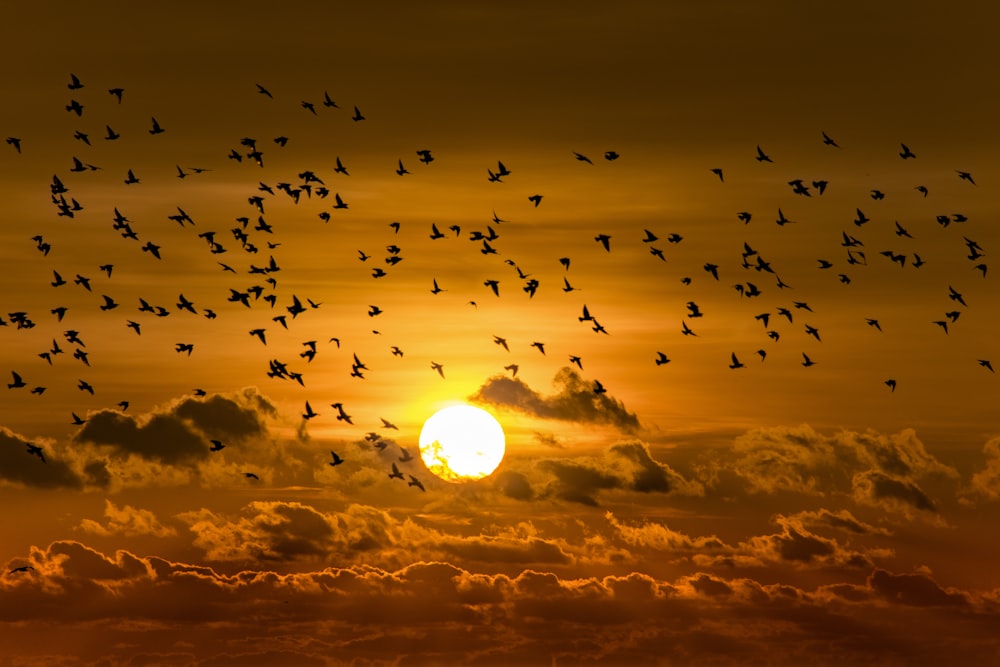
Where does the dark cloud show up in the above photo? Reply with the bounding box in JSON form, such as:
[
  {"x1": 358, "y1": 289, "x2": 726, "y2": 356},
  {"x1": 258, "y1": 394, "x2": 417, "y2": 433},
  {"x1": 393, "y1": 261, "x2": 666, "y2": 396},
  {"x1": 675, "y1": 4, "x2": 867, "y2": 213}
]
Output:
[
  {"x1": 787, "y1": 508, "x2": 892, "y2": 537},
  {"x1": 868, "y1": 569, "x2": 969, "y2": 607},
  {"x1": 494, "y1": 470, "x2": 535, "y2": 501},
  {"x1": 537, "y1": 441, "x2": 700, "y2": 506},
  {"x1": 471, "y1": 367, "x2": 640, "y2": 432},
  {"x1": 537, "y1": 459, "x2": 620, "y2": 506},
  {"x1": 173, "y1": 388, "x2": 275, "y2": 439},
  {"x1": 0, "y1": 428, "x2": 84, "y2": 489},
  {"x1": 1, "y1": 539, "x2": 998, "y2": 666},
  {"x1": 717, "y1": 425, "x2": 956, "y2": 515},
  {"x1": 853, "y1": 470, "x2": 938, "y2": 513},
  {"x1": 76, "y1": 411, "x2": 206, "y2": 464},
  {"x1": 74, "y1": 390, "x2": 274, "y2": 465}
]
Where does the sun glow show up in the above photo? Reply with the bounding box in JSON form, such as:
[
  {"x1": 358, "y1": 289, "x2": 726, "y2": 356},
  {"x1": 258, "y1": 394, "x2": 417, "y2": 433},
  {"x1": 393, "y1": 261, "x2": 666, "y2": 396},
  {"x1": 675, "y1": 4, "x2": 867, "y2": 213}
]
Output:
[{"x1": 418, "y1": 404, "x2": 505, "y2": 482}]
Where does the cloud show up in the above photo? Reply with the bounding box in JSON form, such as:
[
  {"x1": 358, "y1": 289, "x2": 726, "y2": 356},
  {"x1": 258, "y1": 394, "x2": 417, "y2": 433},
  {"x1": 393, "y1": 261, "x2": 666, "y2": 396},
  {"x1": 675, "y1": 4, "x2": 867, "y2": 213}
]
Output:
[
  {"x1": 867, "y1": 569, "x2": 970, "y2": 607},
  {"x1": 178, "y1": 502, "x2": 571, "y2": 568},
  {"x1": 78, "y1": 500, "x2": 177, "y2": 538},
  {"x1": 962, "y1": 436, "x2": 1000, "y2": 504},
  {"x1": 0, "y1": 428, "x2": 85, "y2": 489},
  {"x1": 75, "y1": 388, "x2": 274, "y2": 465},
  {"x1": 535, "y1": 441, "x2": 702, "y2": 505},
  {"x1": 470, "y1": 367, "x2": 640, "y2": 432},
  {"x1": 607, "y1": 511, "x2": 885, "y2": 570},
  {"x1": 712, "y1": 425, "x2": 957, "y2": 514},
  {"x1": 852, "y1": 470, "x2": 938, "y2": 514},
  {"x1": 1, "y1": 540, "x2": 998, "y2": 666}
]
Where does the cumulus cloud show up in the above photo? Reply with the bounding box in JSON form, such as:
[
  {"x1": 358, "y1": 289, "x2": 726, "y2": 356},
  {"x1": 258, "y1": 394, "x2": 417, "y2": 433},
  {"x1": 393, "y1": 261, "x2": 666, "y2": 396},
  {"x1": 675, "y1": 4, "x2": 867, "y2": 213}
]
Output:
[
  {"x1": 178, "y1": 502, "x2": 571, "y2": 569},
  {"x1": 1, "y1": 540, "x2": 996, "y2": 666},
  {"x1": 75, "y1": 388, "x2": 274, "y2": 464},
  {"x1": 962, "y1": 436, "x2": 1000, "y2": 504},
  {"x1": 470, "y1": 367, "x2": 640, "y2": 432},
  {"x1": 535, "y1": 441, "x2": 702, "y2": 505},
  {"x1": 0, "y1": 428, "x2": 85, "y2": 489},
  {"x1": 607, "y1": 511, "x2": 886, "y2": 570},
  {"x1": 78, "y1": 500, "x2": 177, "y2": 538},
  {"x1": 852, "y1": 470, "x2": 938, "y2": 514},
  {"x1": 713, "y1": 425, "x2": 957, "y2": 515}
]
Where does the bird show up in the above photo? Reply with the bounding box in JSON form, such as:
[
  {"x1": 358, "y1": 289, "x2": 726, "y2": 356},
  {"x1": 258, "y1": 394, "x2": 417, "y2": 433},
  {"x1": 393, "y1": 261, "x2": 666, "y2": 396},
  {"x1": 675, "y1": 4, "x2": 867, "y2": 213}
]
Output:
[
  {"x1": 595, "y1": 234, "x2": 611, "y2": 251},
  {"x1": 380, "y1": 418, "x2": 399, "y2": 430},
  {"x1": 8, "y1": 566, "x2": 34, "y2": 574},
  {"x1": 885, "y1": 379, "x2": 897, "y2": 392},
  {"x1": 352, "y1": 106, "x2": 365, "y2": 121},
  {"x1": 408, "y1": 475, "x2": 426, "y2": 491},
  {"x1": 710, "y1": 168, "x2": 724, "y2": 182},
  {"x1": 26, "y1": 443, "x2": 45, "y2": 462},
  {"x1": 956, "y1": 170, "x2": 976, "y2": 185},
  {"x1": 528, "y1": 194, "x2": 543, "y2": 207},
  {"x1": 5, "y1": 137, "x2": 21, "y2": 153},
  {"x1": 8, "y1": 372, "x2": 27, "y2": 389},
  {"x1": 801, "y1": 353, "x2": 817, "y2": 367},
  {"x1": 899, "y1": 143, "x2": 916, "y2": 159},
  {"x1": 655, "y1": 352, "x2": 670, "y2": 366},
  {"x1": 729, "y1": 353, "x2": 745, "y2": 369},
  {"x1": 302, "y1": 401, "x2": 319, "y2": 420},
  {"x1": 604, "y1": 151, "x2": 620, "y2": 161},
  {"x1": 148, "y1": 117, "x2": 164, "y2": 135},
  {"x1": 395, "y1": 159, "x2": 410, "y2": 176},
  {"x1": 493, "y1": 335, "x2": 509, "y2": 351},
  {"x1": 256, "y1": 83, "x2": 273, "y2": 97},
  {"x1": 329, "y1": 451, "x2": 345, "y2": 467},
  {"x1": 430, "y1": 362, "x2": 445, "y2": 378},
  {"x1": 389, "y1": 463, "x2": 405, "y2": 480},
  {"x1": 244, "y1": 472, "x2": 260, "y2": 481},
  {"x1": 416, "y1": 149, "x2": 434, "y2": 164},
  {"x1": 822, "y1": 131, "x2": 840, "y2": 148},
  {"x1": 979, "y1": 360, "x2": 995, "y2": 373},
  {"x1": 209, "y1": 440, "x2": 225, "y2": 452},
  {"x1": 573, "y1": 152, "x2": 593, "y2": 164},
  {"x1": 755, "y1": 145, "x2": 772, "y2": 162}
]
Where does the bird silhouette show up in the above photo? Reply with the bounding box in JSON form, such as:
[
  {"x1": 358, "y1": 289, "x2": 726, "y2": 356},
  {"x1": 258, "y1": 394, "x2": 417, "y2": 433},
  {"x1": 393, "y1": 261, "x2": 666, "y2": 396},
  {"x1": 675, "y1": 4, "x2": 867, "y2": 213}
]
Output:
[
  {"x1": 388, "y1": 463, "x2": 405, "y2": 480},
  {"x1": 26, "y1": 443, "x2": 45, "y2": 462},
  {"x1": 408, "y1": 475, "x2": 426, "y2": 491}
]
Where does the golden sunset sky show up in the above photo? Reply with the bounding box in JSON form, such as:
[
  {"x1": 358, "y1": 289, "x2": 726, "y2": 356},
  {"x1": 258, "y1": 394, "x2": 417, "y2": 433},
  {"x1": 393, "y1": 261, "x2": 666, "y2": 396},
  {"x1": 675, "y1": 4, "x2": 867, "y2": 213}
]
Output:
[{"x1": 3, "y1": 2, "x2": 1000, "y2": 665}]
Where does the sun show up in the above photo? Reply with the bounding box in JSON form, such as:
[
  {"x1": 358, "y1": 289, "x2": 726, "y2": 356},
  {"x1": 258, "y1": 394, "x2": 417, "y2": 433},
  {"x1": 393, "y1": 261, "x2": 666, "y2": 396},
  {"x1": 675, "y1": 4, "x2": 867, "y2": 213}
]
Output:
[{"x1": 418, "y1": 404, "x2": 505, "y2": 482}]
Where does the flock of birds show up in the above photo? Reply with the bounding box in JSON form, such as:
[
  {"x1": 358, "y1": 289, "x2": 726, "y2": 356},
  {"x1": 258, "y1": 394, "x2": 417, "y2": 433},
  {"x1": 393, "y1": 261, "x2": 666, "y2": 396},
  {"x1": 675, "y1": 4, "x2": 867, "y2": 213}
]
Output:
[{"x1": 1, "y1": 73, "x2": 994, "y2": 494}]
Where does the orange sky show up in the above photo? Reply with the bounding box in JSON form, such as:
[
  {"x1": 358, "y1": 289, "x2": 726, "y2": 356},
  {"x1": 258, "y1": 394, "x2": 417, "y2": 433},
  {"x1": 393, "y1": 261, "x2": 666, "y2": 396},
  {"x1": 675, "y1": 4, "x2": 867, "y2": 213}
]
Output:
[{"x1": 3, "y1": 2, "x2": 1000, "y2": 665}]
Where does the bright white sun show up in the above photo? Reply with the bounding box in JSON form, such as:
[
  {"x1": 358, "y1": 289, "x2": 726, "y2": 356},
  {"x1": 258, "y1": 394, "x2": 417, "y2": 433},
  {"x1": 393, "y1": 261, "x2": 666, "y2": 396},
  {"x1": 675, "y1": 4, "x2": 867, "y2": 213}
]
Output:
[{"x1": 419, "y1": 404, "x2": 505, "y2": 482}]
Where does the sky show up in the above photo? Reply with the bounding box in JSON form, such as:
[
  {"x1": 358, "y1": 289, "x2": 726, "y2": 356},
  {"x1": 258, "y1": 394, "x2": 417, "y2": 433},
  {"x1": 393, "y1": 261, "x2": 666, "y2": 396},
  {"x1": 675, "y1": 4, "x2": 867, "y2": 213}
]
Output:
[{"x1": 3, "y1": 1, "x2": 1000, "y2": 665}]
